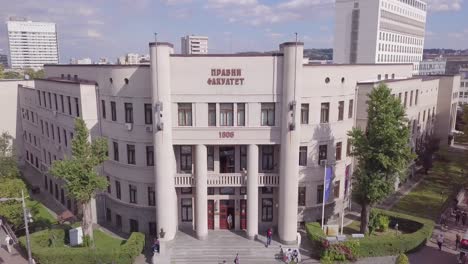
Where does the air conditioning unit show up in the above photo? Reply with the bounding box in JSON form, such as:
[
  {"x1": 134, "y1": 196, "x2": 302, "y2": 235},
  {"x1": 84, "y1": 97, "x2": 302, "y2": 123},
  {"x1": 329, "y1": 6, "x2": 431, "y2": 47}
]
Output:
[
  {"x1": 53, "y1": 110, "x2": 57, "y2": 116},
  {"x1": 125, "y1": 123, "x2": 133, "y2": 131},
  {"x1": 145, "y1": 126, "x2": 153, "y2": 132}
]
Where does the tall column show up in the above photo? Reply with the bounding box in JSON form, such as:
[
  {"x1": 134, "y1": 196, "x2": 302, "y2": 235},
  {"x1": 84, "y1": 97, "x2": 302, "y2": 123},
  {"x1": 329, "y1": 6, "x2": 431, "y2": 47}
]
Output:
[
  {"x1": 150, "y1": 42, "x2": 178, "y2": 241},
  {"x1": 278, "y1": 42, "x2": 304, "y2": 244},
  {"x1": 247, "y1": 144, "x2": 259, "y2": 239},
  {"x1": 195, "y1": 144, "x2": 208, "y2": 240}
]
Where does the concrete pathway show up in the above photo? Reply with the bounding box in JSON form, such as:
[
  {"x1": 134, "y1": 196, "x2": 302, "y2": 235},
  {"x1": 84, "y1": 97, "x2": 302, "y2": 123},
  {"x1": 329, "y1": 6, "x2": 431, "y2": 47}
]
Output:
[{"x1": 0, "y1": 226, "x2": 28, "y2": 264}]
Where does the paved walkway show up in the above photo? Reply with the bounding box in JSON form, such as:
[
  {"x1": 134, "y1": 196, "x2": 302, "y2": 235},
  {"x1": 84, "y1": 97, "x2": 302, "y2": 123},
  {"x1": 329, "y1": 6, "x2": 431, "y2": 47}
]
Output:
[{"x1": 0, "y1": 226, "x2": 28, "y2": 264}]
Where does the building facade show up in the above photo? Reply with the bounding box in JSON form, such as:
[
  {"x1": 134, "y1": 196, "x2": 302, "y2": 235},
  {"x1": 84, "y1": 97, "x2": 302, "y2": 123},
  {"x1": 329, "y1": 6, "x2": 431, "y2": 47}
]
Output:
[
  {"x1": 6, "y1": 18, "x2": 59, "y2": 69},
  {"x1": 0, "y1": 53, "x2": 8, "y2": 67},
  {"x1": 415, "y1": 58, "x2": 447, "y2": 75},
  {"x1": 16, "y1": 42, "x2": 458, "y2": 244},
  {"x1": 334, "y1": 0, "x2": 426, "y2": 65},
  {"x1": 459, "y1": 69, "x2": 468, "y2": 106},
  {"x1": 181, "y1": 35, "x2": 208, "y2": 55}
]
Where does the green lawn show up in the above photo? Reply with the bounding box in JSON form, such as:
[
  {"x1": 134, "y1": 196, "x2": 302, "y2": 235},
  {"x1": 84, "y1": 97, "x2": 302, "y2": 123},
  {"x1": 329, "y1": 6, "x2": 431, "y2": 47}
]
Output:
[
  {"x1": 391, "y1": 148, "x2": 468, "y2": 220},
  {"x1": 94, "y1": 229, "x2": 124, "y2": 249},
  {"x1": 26, "y1": 199, "x2": 58, "y2": 225}
]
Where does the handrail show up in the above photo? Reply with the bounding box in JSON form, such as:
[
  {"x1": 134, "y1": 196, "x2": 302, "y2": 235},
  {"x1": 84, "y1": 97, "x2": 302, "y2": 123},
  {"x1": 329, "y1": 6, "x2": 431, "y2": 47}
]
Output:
[{"x1": 0, "y1": 215, "x2": 19, "y2": 244}]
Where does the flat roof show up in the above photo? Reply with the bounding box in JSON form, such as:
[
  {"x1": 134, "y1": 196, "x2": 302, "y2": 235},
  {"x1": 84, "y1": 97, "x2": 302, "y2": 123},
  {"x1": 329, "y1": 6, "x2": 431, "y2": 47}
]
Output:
[
  {"x1": 357, "y1": 77, "x2": 421, "y2": 85},
  {"x1": 44, "y1": 64, "x2": 148, "y2": 68},
  {"x1": 305, "y1": 63, "x2": 413, "y2": 67},
  {"x1": 36, "y1": 77, "x2": 97, "y2": 85},
  {"x1": 171, "y1": 53, "x2": 283, "y2": 57}
]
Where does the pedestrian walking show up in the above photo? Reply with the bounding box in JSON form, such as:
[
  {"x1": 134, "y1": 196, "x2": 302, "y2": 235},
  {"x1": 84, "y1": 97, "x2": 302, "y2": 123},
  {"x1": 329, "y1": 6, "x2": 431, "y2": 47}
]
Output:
[
  {"x1": 266, "y1": 227, "x2": 272, "y2": 247},
  {"x1": 4, "y1": 234, "x2": 12, "y2": 253},
  {"x1": 227, "y1": 214, "x2": 233, "y2": 230},
  {"x1": 462, "y1": 211, "x2": 467, "y2": 226},
  {"x1": 437, "y1": 233, "x2": 444, "y2": 251},
  {"x1": 457, "y1": 233, "x2": 461, "y2": 250},
  {"x1": 297, "y1": 232, "x2": 302, "y2": 248},
  {"x1": 456, "y1": 210, "x2": 461, "y2": 224},
  {"x1": 234, "y1": 253, "x2": 239, "y2": 264}
]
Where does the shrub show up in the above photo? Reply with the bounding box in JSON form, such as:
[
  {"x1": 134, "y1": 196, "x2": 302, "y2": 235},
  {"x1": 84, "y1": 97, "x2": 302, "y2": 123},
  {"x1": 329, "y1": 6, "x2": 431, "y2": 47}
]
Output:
[
  {"x1": 369, "y1": 212, "x2": 390, "y2": 234},
  {"x1": 19, "y1": 228, "x2": 145, "y2": 264},
  {"x1": 396, "y1": 253, "x2": 409, "y2": 264}
]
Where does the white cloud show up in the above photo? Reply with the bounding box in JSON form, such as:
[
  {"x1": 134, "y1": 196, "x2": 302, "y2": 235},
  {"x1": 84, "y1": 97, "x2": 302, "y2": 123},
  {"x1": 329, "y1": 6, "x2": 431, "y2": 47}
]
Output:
[
  {"x1": 426, "y1": 0, "x2": 463, "y2": 12},
  {"x1": 87, "y1": 29, "x2": 102, "y2": 39}
]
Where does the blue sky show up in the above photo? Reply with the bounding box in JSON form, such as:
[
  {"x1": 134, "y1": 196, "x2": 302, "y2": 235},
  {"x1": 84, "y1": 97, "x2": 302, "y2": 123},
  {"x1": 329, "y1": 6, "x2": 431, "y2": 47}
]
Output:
[{"x1": 0, "y1": 0, "x2": 466, "y2": 63}]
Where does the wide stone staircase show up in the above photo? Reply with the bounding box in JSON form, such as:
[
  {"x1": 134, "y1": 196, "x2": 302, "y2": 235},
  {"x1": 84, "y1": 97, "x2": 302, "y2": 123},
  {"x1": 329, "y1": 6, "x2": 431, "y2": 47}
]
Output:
[{"x1": 153, "y1": 230, "x2": 319, "y2": 264}]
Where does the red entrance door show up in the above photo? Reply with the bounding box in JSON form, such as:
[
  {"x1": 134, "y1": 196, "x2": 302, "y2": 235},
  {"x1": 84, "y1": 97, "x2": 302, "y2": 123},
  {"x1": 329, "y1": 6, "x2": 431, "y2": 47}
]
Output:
[
  {"x1": 240, "y1": 199, "x2": 247, "y2": 230},
  {"x1": 208, "y1": 200, "x2": 214, "y2": 230},
  {"x1": 220, "y1": 200, "x2": 228, "y2": 229}
]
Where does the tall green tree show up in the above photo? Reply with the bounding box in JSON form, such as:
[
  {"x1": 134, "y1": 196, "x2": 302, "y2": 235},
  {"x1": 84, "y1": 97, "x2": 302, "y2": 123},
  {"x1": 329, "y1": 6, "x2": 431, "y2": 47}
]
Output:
[
  {"x1": 348, "y1": 84, "x2": 415, "y2": 233},
  {"x1": 0, "y1": 132, "x2": 19, "y2": 178},
  {"x1": 3, "y1": 71, "x2": 22, "y2": 79},
  {"x1": 49, "y1": 118, "x2": 108, "y2": 242}
]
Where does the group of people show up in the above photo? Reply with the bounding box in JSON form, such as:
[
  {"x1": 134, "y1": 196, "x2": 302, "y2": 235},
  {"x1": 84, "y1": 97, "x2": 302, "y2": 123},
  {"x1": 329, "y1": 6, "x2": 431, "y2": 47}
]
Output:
[{"x1": 278, "y1": 246, "x2": 301, "y2": 263}]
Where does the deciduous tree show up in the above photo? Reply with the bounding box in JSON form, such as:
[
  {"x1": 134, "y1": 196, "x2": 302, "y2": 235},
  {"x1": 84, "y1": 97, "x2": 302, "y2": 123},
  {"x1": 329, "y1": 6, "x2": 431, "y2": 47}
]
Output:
[
  {"x1": 49, "y1": 118, "x2": 108, "y2": 242},
  {"x1": 348, "y1": 84, "x2": 415, "y2": 233}
]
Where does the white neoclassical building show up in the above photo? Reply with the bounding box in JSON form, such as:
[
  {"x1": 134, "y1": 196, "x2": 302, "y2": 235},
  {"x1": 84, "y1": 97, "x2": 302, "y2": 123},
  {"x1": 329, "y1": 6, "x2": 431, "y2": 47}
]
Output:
[{"x1": 16, "y1": 41, "x2": 459, "y2": 244}]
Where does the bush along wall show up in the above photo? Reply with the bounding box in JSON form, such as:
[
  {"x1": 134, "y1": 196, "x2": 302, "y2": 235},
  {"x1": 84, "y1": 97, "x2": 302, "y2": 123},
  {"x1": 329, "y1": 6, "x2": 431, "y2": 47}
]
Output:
[{"x1": 305, "y1": 209, "x2": 434, "y2": 262}]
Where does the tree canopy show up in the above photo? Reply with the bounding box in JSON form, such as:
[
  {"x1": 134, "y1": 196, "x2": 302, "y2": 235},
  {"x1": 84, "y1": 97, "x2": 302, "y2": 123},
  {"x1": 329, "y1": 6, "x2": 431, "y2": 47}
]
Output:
[{"x1": 348, "y1": 83, "x2": 415, "y2": 233}]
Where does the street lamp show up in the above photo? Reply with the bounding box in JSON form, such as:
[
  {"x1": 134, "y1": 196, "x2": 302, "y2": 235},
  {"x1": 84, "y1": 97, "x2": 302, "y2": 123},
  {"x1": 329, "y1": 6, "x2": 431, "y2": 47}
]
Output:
[{"x1": 21, "y1": 190, "x2": 33, "y2": 264}]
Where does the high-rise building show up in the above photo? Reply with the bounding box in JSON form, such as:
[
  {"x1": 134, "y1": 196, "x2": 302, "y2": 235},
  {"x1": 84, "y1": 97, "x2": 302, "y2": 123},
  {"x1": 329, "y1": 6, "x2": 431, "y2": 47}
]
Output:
[
  {"x1": 334, "y1": 0, "x2": 427, "y2": 65},
  {"x1": 181, "y1": 35, "x2": 208, "y2": 54},
  {"x1": 6, "y1": 18, "x2": 59, "y2": 69}
]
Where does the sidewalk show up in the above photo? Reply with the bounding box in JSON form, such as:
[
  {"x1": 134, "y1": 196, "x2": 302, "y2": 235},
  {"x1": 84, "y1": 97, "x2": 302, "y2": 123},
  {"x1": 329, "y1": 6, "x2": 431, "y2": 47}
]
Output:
[{"x1": 0, "y1": 226, "x2": 28, "y2": 264}]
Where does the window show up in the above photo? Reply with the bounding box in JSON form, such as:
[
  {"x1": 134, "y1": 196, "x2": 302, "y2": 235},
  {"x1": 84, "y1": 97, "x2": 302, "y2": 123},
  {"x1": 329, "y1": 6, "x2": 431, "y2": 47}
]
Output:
[
  {"x1": 262, "y1": 198, "x2": 273, "y2": 222},
  {"x1": 129, "y1": 219, "x2": 139, "y2": 232},
  {"x1": 124, "y1": 103, "x2": 133, "y2": 123},
  {"x1": 207, "y1": 146, "x2": 214, "y2": 171},
  {"x1": 377, "y1": 74, "x2": 382, "y2": 80},
  {"x1": 220, "y1": 187, "x2": 235, "y2": 195},
  {"x1": 127, "y1": 144, "x2": 135, "y2": 165},
  {"x1": 338, "y1": 101, "x2": 344, "y2": 121},
  {"x1": 404, "y1": 92, "x2": 408, "y2": 107},
  {"x1": 41, "y1": 120, "x2": 44, "y2": 134},
  {"x1": 261, "y1": 103, "x2": 275, "y2": 126},
  {"x1": 298, "y1": 187, "x2": 306, "y2": 206},
  {"x1": 129, "y1": 184, "x2": 137, "y2": 204},
  {"x1": 348, "y1": 99, "x2": 354, "y2": 119},
  {"x1": 116, "y1": 214, "x2": 122, "y2": 230},
  {"x1": 301, "y1": 104, "x2": 309, "y2": 124},
  {"x1": 178, "y1": 103, "x2": 192, "y2": 126},
  {"x1": 54, "y1": 94, "x2": 58, "y2": 110},
  {"x1": 111, "y1": 101, "x2": 117, "y2": 121},
  {"x1": 299, "y1": 146, "x2": 307, "y2": 166},
  {"x1": 67, "y1": 96, "x2": 72, "y2": 115},
  {"x1": 415, "y1": 90, "x2": 419, "y2": 105},
  {"x1": 180, "y1": 146, "x2": 192, "y2": 173},
  {"x1": 240, "y1": 145, "x2": 247, "y2": 171},
  {"x1": 208, "y1": 103, "x2": 216, "y2": 126},
  {"x1": 423, "y1": 110, "x2": 426, "y2": 122},
  {"x1": 261, "y1": 145, "x2": 274, "y2": 171},
  {"x1": 60, "y1": 95, "x2": 64, "y2": 113},
  {"x1": 101, "y1": 100, "x2": 106, "y2": 119},
  {"x1": 38, "y1": 90, "x2": 42, "y2": 106},
  {"x1": 45, "y1": 122, "x2": 49, "y2": 137},
  {"x1": 115, "y1": 181, "x2": 121, "y2": 199},
  {"x1": 106, "y1": 208, "x2": 112, "y2": 222},
  {"x1": 146, "y1": 146, "x2": 154, "y2": 166},
  {"x1": 237, "y1": 103, "x2": 245, "y2": 126},
  {"x1": 220, "y1": 103, "x2": 234, "y2": 126},
  {"x1": 51, "y1": 124, "x2": 54, "y2": 140},
  {"x1": 43, "y1": 92, "x2": 47, "y2": 108},
  {"x1": 144, "y1": 103, "x2": 153, "y2": 124},
  {"x1": 149, "y1": 222, "x2": 157, "y2": 237},
  {"x1": 113, "y1": 142, "x2": 119, "y2": 161},
  {"x1": 325, "y1": 77, "x2": 330, "y2": 83},
  {"x1": 106, "y1": 176, "x2": 111, "y2": 193},
  {"x1": 75, "y1": 98, "x2": 80, "y2": 117},
  {"x1": 410, "y1": 91, "x2": 413, "y2": 106},
  {"x1": 57, "y1": 127, "x2": 61, "y2": 143},
  {"x1": 335, "y1": 142, "x2": 342, "y2": 161},
  {"x1": 48, "y1": 93, "x2": 52, "y2": 109},
  {"x1": 334, "y1": 181, "x2": 340, "y2": 199},
  {"x1": 317, "y1": 185, "x2": 324, "y2": 204},
  {"x1": 320, "y1": 103, "x2": 330, "y2": 123},
  {"x1": 318, "y1": 145, "x2": 327, "y2": 165},
  {"x1": 148, "y1": 187, "x2": 155, "y2": 206},
  {"x1": 181, "y1": 198, "x2": 193, "y2": 222},
  {"x1": 124, "y1": 78, "x2": 129, "y2": 85},
  {"x1": 63, "y1": 129, "x2": 68, "y2": 147},
  {"x1": 385, "y1": 74, "x2": 388, "y2": 80}
]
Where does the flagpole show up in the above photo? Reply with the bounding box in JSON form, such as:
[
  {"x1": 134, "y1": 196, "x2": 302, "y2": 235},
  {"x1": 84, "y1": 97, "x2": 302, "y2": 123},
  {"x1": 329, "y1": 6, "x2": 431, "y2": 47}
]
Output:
[{"x1": 321, "y1": 161, "x2": 327, "y2": 230}]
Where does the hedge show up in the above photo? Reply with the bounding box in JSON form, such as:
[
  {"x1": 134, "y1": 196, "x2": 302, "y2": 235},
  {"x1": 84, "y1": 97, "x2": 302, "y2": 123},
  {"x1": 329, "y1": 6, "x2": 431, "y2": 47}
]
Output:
[
  {"x1": 306, "y1": 209, "x2": 434, "y2": 260},
  {"x1": 19, "y1": 228, "x2": 145, "y2": 264}
]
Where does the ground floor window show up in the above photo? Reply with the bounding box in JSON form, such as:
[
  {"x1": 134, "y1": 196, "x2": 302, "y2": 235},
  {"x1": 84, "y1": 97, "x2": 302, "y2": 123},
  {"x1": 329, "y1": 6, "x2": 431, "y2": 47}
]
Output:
[
  {"x1": 116, "y1": 214, "x2": 122, "y2": 230},
  {"x1": 298, "y1": 187, "x2": 306, "y2": 206},
  {"x1": 262, "y1": 198, "x2": 273, "y2": 222},
  {"x1": 181, "y1": 198, "x2": 193, "y2": 222},
  {"x1": 129, "y1": 219, "x2": 139, "y2": 232},
  {"x1": 149, "y1": 222, "x2": 157, "y2": 237},
  {"x1": 44, "y1": 175, "x2": 48, "y2": 190},
  {"x1": 219, "y1": 187, "x2": 235, "y2": 195},
  {"x1": 106, "y1": 208, "x2": 112, "y2": 222},
  {"x1": 317, "y1": 185, "x2": 324, "y2": 204}
]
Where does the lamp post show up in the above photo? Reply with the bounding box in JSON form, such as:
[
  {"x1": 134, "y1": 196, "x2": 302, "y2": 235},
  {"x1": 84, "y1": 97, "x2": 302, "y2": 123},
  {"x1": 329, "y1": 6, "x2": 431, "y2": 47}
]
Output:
[{"x1": 21, "y1": 190, "x2": 33, "y2": 264}]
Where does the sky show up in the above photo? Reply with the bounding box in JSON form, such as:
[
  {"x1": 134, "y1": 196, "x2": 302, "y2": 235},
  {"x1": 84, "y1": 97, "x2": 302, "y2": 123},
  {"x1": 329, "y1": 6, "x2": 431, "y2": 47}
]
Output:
[{"x1": 0, "y1": 0, "x2": 466, "y2": 63}]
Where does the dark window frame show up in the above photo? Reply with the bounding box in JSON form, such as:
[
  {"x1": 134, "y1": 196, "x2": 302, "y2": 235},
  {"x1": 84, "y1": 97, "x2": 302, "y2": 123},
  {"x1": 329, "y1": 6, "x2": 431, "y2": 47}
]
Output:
[
  {"x1": 124, "y1": 103, "x2": 133, "y2": 123},
  {"x1": 127, "y1": 144, "x2": 135, "y2": 165},
  {"x1": 129, "y1": 184, "x2": 137, "y2": 204},
  {"x1": 299, "y1": 146, "x2": 307, "y2": 166},
  {"x1": 144, "y1": 103, "x2": 153, "y2": 125},
  {"x1": 261, "y1": 198, "x2": 273, "y2": 222},
  {"x1": 146, "y1": 146, "x2": 154, "y2": 166},
  {"x1": 301, "y1": 103, "x2": 309, "y2": 124}
]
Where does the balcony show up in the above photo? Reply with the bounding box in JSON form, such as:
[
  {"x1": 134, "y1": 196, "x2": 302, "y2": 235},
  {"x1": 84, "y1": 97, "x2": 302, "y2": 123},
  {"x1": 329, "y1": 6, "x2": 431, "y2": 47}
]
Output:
[{"x1": 174, "y1": 173, "x2": 279, "y2": 187}]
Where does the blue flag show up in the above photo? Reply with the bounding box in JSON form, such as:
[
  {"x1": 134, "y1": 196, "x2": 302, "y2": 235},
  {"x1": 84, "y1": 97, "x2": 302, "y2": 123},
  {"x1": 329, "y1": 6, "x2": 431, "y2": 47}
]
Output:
[{"x1": 324, "y1": 166, "x2": 333, "y2": 202}]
